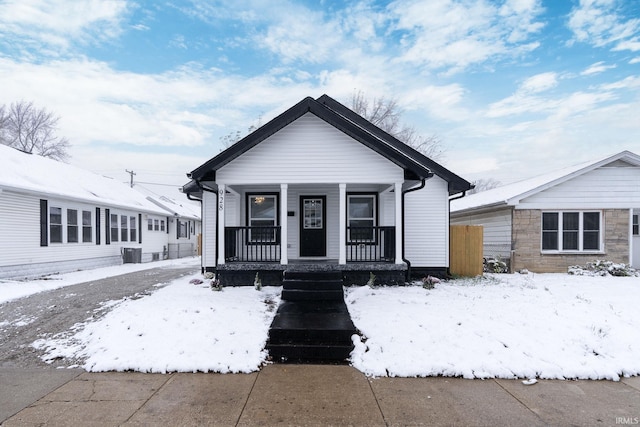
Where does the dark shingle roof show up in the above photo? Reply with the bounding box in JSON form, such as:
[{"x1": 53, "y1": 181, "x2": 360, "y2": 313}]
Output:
[{"x1": 186, "y1": 95, "x2": 471, "y2": 195}]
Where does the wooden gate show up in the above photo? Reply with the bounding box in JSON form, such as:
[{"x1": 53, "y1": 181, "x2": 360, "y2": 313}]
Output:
[{"x1": 450, "y1": 225, "x2": 483, "y2": 277}]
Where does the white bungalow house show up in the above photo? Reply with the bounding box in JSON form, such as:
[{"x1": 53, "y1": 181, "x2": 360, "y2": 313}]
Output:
[
  {"x1": 137, "y1": 185, "x2": 202, "y2": 259},
  {"x1": 0, "y1": 145, "x2": 179, "y2": 279},
  {"x1": 451, "y1": 151, "x2": 640, "y2": 273},
  {"x1": 183, "y1": 95, "x2": 472, "y2": 285}
]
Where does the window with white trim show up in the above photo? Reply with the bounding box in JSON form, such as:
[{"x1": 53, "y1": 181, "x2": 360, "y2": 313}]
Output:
[
  {"x1": 82, "y1": 210, "x2": 92, "y2": 243},
  {"x1": 541, "y1": 211, "x2": 601, "y2": 252},
  {"x1": 130, "y1": 216, "x2": 137, "y2": 242},
  {"x1": 67, "y1": 209, "x2": 79, "y2": 243},
  {"x1": 50, "y1": 207, "x2": 63, "y2": 243},
  {"x1": 148, "y1": 218, "x2": 153, "y2": 231},
  {"x1": 248, "y1": 194, "x2": 278, "y2": 242},
  {"x1": 120, "y1": 215, "x2": 128, "y2": 242},
  {"x1": 347, "y1": 194, "x2": 377, "y2": 242},
  {"x1": 633, "y1": 215, "x2": 639, "y2": 236},
  {"x1": 110, "y1": 214, "x2": 119, "y2": 242}
]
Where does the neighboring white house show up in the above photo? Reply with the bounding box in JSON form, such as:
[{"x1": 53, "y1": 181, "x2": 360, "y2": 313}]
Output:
[
  {"x1": 0, "y1": 145, "x2": 184, "y2": 279},
  {"x1": 451, "y1": 151, "x2": 640, "y2": 273},
  {"x1": 183, "y1": 95, "x2": 472, "y2": 285},
  {"x1": 136, "y1": 184, "x2": 202, "y2": 259}
]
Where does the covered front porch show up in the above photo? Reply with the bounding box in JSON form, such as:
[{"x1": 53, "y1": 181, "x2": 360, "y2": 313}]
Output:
[{"x1": 214, "y1": 182, "x2": 407, "y2": 285}]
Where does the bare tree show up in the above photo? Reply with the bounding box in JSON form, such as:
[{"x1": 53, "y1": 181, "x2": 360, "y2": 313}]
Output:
[
  {"x1": 350, "y1": 90, "x2": 444, "y2": 160},
  {"x1": 1, "y1": 101, "x2": 70, "y2": 161},
  {"x1": 468, "y1": 178, "x2": 502, "y2": 194}
]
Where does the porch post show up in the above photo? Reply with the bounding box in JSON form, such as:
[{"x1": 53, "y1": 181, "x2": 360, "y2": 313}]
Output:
[
  {"x1": 395, "y1": 181, "x2": 403, "y2": 264},
  {"x1": 217, "y1": 184, "x2": 226, "y2": 265},
  {"x1": 280, "y1": 184, "x2": 288, "y2": 265},
  {"x1": 339, "y1": 183, "x2": 347, "y2": 264}
]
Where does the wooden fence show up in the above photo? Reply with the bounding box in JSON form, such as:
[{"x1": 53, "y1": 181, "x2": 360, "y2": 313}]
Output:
[{"x1": 450, "y1": 225, "x2": 483, "y2": 277}]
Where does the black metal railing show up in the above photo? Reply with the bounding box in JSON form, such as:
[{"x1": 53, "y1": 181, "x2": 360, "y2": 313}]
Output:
[
  {"x1": 225, "y1": 226, "x2": 281, "y2": 262},
  {"x1": 347, "y1": 226, "x2": 395, "y2": 262}
]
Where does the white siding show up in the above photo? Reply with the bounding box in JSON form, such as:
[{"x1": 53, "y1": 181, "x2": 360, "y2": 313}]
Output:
[
  {"x1": 0, "y1": 190, "x2": 169, "y2": 279},
  {"x1": 451, "y1": 208, "x2": 512, "y2": 258},
  {"x1": 404, "y1": 177, "x2": 450, "y2": 267},
  {"x1": 217, "y1": 113, "x2": 404, "y2": 185},
  {"x1": 518, "y1": 166, "x2": 640, "y2": 210},
  {"x1": 202, "y1": 190, "x2": 217, "y2": 269}
]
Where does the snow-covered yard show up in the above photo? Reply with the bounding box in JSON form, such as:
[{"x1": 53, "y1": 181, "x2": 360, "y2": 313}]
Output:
[{"x1": 29, "y1": 271, "x2": 640, "y2": 380}]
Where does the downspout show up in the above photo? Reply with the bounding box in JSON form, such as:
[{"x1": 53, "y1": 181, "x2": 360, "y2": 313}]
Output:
[{"x1": 401, "y1": 177, "x2": 428, "y2": 281}]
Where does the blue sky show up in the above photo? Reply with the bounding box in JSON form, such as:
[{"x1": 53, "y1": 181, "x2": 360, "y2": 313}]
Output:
[{"x1": 1, "y1": 0, "x2": 639, "y2": 191}]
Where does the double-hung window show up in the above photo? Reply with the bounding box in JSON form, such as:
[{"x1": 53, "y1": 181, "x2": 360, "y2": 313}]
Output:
[
  {"x1": 130, "y1": 216, "x2": 137, "y2": 242},
  {"x1": 50, "y1": 207, "x2": 63, "y2": 243},
  {"x1": 248, "y1": 194, "x2": 278, "y2": 243},
  {"x1": 120, "y1": 215, "x2": 128, "y2": 242},
  {"x1": 110, "y1": 214, "x2": 119, "y2": 242},
  {"x1": 82, "y1": 210, "x2": 92, "y2": 243},
  {"x1": 67, "y1": 209, "x2": 79, "y2": 243},
  {"x1": 541, "y1": 211, "x2": 601, "y2": 252},
  {"x1": 634, "y1": 214, "x2": 639, "y2": 236},
  {"x1": 348, "y1": 194, "x2": 377, "y2": 242}
]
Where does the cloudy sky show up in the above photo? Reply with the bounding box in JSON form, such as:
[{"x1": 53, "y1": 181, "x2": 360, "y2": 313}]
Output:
[{"x1": 1, "y1": 0, "x2": 639, "y2": 191}]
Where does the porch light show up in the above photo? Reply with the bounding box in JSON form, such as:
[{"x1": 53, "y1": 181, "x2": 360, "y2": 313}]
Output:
[{"x1": 254, "y1": 196, "x2": 265, "y2": 204}]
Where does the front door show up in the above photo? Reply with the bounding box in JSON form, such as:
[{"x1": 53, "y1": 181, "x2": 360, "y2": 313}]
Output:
[{"x1": 300, "y1": 196, "x2": 326, "y2": 257}]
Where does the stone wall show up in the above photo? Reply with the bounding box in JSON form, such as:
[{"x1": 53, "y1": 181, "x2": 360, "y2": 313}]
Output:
[{"x1": 512, "y1": 209, "x2": 629, "y2": 273}]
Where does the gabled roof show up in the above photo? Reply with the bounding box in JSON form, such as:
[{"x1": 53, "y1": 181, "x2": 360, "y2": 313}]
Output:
[
  {"x1": 134, "y1": 184, "x2": 201, "y2": 220},
  {"x1": 0, "y1": 144, "x2": 168, "y2": 215},
  {"x1": 451, "y1": 151, "x2": 640, "y2": 213},
  {"x1": 187, "y1": 95, "x2": 472, "y2": 195}
]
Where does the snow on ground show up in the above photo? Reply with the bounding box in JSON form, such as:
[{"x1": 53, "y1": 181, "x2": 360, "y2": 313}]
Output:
[
  {"x1": 28, "y1": 271, "x2": 640, "y2": 379},
  {"x1": 34, "y1": 275, "x2": 281, "y2": 373},
  {"x1": 0, "y1": 257, "x2": 200, "y2": 305},
  {"x1": 347, "y1": 273, "x2": 640, "y2": 381}
]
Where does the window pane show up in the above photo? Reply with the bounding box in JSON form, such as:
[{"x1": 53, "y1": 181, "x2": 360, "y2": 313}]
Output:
[
  {"x1": 161, "y1": 220, "x2": 165, "y2": 231},
  {"x1": 250, "y1": 196, "x2": 276, "y2": 219},
  {"x1": 562, "y1": 231, "x2": 578, "y2": 250},
  {"x1": 349, "y1": 196, "x2": 374, "y2": 218},
  {"x1": 50, "y1": 207, "x2": 62, "y2": 243},
  {"x1": 154, "y1": 219, "x2": 159, "y2": 231},
  {"x1": 583, "y1": 212, "x2": 599, "y2": 230},
  {"x1": 583, "y1": 231, "x2": 599, "y2": 250},
  {"x1": 148, "y1": 219, "x2": 153, "y2": 231},
  {"x1": 349, "y1": 219, "x2": 374, "y2": 241},
  {"x1": 542, "y1": 213, "x2": 558, "y2": 231},
  {"x1": 634, "y1": 215, "x2": 639, "y2": 236},
  {"x1": 542, "y1": 231, "x2": 557, "y2": 250},
  {"x1": 562, "y1": 212, "x2": 579, "y2": 231}
]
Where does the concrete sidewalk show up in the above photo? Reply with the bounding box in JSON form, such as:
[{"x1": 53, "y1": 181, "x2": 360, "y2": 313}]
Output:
[{"x1": 2, "y1": 365, "x2": 639, "y2": 426}]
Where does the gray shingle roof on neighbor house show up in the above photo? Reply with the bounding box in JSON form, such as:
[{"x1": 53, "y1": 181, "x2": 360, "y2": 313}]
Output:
[
  {"x1": 184, "y1": 95, "x2": 472, "y2": 196},
  {"x1": 450, "y1": 150, "x2": 640, "y2": 214}
]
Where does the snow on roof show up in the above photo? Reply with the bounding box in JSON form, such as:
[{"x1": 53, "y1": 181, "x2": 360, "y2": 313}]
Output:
[
  {"x1": 134, "y1": 184, "x2": 200, "y2": 220},
  {"x1": 451, "y1": 150, "x2": 640, "y2": 213},
  {"x1": 0, "y1": 145, "x2": 167, "y2": 215}
]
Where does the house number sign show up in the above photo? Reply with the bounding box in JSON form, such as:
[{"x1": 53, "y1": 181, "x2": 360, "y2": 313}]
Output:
[{"x1": 218, "y1": 189, "x2": 224, "y2": 211}]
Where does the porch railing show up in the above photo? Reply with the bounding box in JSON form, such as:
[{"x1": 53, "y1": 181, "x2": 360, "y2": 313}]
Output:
[
  {"x1": 225, "y1": 226, "x2": 281, "y2": 262},
  {"x1": 347, "y1": 226, "x2": 395, "y2": 262}
]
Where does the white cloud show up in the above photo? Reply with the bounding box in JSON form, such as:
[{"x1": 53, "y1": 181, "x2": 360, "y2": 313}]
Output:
[
  {"x1": 387, "y1": 0, "x2": 545, "y2": 73},
  {"x1": 520, "y1": 72, "x2": 558, "y2": 94},
  {"x1": 581, "y1": 61, "x2": 617, "y2": 75},
  {"x1": 0, "y1": 0, "x2": 130, "y2": 53},
  {"x1": 567, "y1": 0, "x2": 640, "y2": 52}
]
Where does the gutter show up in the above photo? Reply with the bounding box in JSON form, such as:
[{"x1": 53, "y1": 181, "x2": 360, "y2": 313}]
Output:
[{"x1": 401, "y1": 176, "x2": 430, "y2": 281}]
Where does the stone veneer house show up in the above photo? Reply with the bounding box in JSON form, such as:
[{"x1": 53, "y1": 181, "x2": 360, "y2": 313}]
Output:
[{"x1": 450, "y1": 151, "x2": 640, "y2": 273}]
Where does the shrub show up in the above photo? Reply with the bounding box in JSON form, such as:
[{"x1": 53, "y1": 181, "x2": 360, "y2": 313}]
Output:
[
  {"x1": 484, "y1": 257, "x2": 508, "y2": 273},
  {"x1": 568, "y1": 260, "x2": 638, "y2": 277}
]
